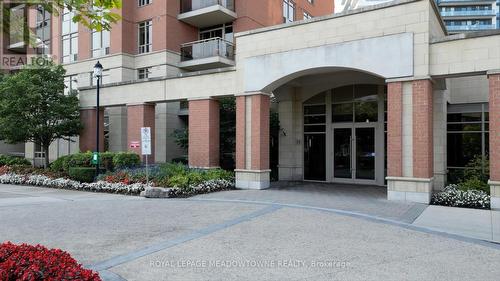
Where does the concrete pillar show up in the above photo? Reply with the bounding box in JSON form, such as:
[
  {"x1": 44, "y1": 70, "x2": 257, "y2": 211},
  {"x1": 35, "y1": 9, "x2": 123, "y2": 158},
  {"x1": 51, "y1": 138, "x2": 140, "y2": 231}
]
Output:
[
  {"x1": 235, "y1": 93, "x2": 271, "y2": 189},
  {"x1": 79, "y1": 107, "x2": 104, "y2": 153},
  {"x1": 188, "y1": 99, "x2": 219, "y2": 168},
  {"x1": 488, "y1": 72, "x2": 500, "y2": 209},
  {"x1": 387, "y1": 79, "x2": 434, "y2": 204},
  {"x1": 387, "y1": 82, "x2": 403, "y2": 177},
  {"x1": 127, "y1": 103, "x2": 155, "y2": 163}
]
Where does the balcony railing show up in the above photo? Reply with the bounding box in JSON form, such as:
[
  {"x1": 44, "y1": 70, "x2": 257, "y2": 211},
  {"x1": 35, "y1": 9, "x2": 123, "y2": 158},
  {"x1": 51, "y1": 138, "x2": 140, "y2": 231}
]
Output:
[
  {"x1": 180, "y1": 37, "x2": 234, "y2": 62},
  {"x1": 438, "y1": 0, "x2": 495, "y2": 3},
  {"x1": 440, "y1": 10, "x2": 495, "y2": 17},
  {"x1": 446, "y1": 24, "x2": 496, "y2": 31},
  {"x1": 180, "y1": 0, "x2": 235, "y2": 13}
]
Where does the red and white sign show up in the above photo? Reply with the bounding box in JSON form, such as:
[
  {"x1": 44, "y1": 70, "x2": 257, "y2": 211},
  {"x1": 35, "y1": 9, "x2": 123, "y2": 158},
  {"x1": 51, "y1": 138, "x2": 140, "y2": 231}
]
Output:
[{"x1": 130, "y1": 141, "x2": 140, "y2": 148}]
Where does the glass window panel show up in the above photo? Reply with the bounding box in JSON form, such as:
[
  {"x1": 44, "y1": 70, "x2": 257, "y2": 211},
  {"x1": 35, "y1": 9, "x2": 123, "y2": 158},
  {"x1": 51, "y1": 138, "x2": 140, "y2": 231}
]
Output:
[
  {"x1": 304, "y1": 105, "x2": 325, "y2": 115},
  {"x1": 333, "y1": 85, "x2": 353, "y2": 103},
  {"x1": 485, "y1": 122, "x2": 489, "y2": 131},
  {"x1": 355, "y1": 101, "x2": 378, "y2": 122},
  {"x1": 304, "y1": 125, "x2": 326, "y2": 133},
  {"x1": 332, "y1": 103, "x2": 353, "y2": 122},
  {"x1": 447, "y1": 123, "x2": 482, "y2": 131},
  {"x1": 485, "y1": 132, "x2": 489, "y2": 157},
  {"x1": 304, "y1": 115, "x2": 326, "y2": 124},
  {"x1": 447, "y1": 112, "x2": 481, "y2": 122},
  {"x1": 485, "y1": 112, "x2": 489, "y2": 122},
  {"x1": 447, "y1": 133, "x2": 482, "y2": 167},
  {"x1": 354, "y1": 84, "x2": 378, "y2": 101}
]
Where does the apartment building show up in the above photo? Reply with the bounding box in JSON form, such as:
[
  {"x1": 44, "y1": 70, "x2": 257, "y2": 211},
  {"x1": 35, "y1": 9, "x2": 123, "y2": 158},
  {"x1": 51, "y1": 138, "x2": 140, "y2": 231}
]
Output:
[
  {"x1": 436, "y1": 0, "x2": 500, "y2": 33},
  {"x1": 0, "y1": 0, "x2": 334, "y2": 165}
]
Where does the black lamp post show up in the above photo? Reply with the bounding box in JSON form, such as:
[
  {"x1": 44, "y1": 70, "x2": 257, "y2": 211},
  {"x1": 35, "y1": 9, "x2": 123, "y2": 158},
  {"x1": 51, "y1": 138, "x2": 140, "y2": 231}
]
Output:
[{"x1": 93, "y1": 61, "x2": 103, "y2": 178}]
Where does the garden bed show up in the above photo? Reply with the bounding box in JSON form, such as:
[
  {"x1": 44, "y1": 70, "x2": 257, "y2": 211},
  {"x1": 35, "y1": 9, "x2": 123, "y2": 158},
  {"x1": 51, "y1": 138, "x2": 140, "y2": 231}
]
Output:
[
  {"x1": 0, "y1": 162, "x2": 235, "y2": 198},
  {"x1": 431, "y1": 184, "x2": 490, "y2": 210}
]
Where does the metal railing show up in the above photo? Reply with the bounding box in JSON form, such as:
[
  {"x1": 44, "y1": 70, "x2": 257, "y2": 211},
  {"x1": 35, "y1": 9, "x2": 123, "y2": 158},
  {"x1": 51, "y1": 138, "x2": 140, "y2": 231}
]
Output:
[
  {"x1": 446, "y1": 24, "x2": 496, "y2": 31},
  {"x1": 440, "y1": 10, "x2": 495, "y2": 17},
  {"x1": 438, "y1": 0, "x2": 495, "y2": 3},
  {"x1": 180, "y1": 37, "x2": 235, "y2": 62},
  {"x1": 180, "y1": 0, "x2": 235, "y2": 13}
]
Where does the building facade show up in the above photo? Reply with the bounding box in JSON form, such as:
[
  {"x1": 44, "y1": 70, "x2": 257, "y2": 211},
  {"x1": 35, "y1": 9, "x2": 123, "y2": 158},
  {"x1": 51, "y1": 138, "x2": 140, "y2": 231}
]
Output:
[
  {"x1": 75, "y1": 0, "x2": 500, "y2": 208},
  {"x1": 0, "y1": 0, "x2": 334, "y2": 165},
  {"x1": 436, "y1": 0, "x2": 500, "y2": 33}
]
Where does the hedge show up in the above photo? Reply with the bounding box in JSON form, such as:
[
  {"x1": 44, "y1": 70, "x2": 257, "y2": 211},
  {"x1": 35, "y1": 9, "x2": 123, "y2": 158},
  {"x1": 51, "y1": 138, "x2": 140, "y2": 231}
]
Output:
[
  {"x1": 50, "y1": 151, "x2": 141, "y2": 173},
  {"x1": 68, "y1": 167, "x2": 97, "y2": 183},
  {"x1": 0, "y1": 154, "x2": 30, "y2": 166}
]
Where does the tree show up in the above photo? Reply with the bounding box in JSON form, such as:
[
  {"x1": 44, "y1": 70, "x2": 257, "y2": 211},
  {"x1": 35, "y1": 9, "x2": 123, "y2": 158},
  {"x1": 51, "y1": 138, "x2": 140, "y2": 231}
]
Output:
[{"x1": 0, "y1": 64, "x2": 82, "y2": 168}]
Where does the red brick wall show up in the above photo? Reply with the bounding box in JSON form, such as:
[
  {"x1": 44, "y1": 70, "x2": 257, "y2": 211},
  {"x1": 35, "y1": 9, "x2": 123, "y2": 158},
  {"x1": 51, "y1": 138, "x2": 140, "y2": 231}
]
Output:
[
  {"x1": 387, "y1": 82, "x2": 403, "y2": 177},
  {"x1": 235, "y1": 96, "x2": 246, "y2": 169},
  {"x1": 188, "y1": 99, "x2": 220, "y2": 168},
  {"x1": 251, "y1": 94, "x2": 270, "y2": 170},
  {"x1": 127, "y1": 104, "x2": 156, "y2": 163},
  {"x1": 412, "y1": 80, "x2": 433, "y2": 178},
  {"x1": 490, "y1": 74, "x2": 500, "y2": 181},
  {"x1": 79, "y1": 108, "x2": 105, "y2": 152}
]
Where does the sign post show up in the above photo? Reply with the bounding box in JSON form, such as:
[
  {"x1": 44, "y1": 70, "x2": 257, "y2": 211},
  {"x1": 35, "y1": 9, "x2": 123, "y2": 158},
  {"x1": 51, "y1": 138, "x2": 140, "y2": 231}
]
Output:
[{"x1": 141, "y1": 127, "x2": 152, "y2": 185}]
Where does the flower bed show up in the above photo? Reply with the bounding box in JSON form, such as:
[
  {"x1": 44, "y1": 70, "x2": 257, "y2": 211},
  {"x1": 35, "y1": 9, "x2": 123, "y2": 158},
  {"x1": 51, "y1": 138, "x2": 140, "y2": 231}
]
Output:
[
  {"x1": 0, "y1": 242, "x2": 100, "y2": 281},
  {"x1": 431, "y1": 184, "x2": 490, "y2": 210},
  {"x1": 0, "y1": 173, "x2": 234, "y2": 197},
  {"x1": 0, "y1": 173, "x2": 148, "y2": 195}
]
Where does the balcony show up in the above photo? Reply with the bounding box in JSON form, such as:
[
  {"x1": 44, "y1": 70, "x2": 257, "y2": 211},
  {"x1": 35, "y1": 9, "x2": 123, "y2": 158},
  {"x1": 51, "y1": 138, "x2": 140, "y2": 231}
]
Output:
[
  {"x1": 440, "y1": 10, "x2": 495, "y2": 17},
  {"x1": 438, "y1": 0, "x2": 495, "y2": 4},
  {"x1": 178, "y1": 0, "x2": 237, "y2": 28},
  {"x1": 446, "y1": 24, "x2": 496, "y2": 31},
  {"x1": 179, "y1": 37, "x2": 235, "y2": 71}
]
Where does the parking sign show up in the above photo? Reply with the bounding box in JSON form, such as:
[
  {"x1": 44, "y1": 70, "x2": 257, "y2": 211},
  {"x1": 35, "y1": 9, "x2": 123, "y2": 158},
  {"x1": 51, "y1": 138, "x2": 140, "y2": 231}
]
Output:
[{"x1": 141, "y1": 127, "x2": 151, "y2": 155}]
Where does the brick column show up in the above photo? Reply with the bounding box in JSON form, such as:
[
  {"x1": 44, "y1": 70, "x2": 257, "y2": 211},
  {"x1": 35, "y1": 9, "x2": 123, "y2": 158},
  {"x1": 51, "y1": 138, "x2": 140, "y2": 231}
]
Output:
[
  {"x1": 387, "y1": 79, "x2": 434, "y2": 204},
  {"x1": 79, "y1": 108, "x2": 104, "y2": 152},
  {"x1": 488, "y1": 73, "x2": 500, "y2": 209},
  {"x1": 387, "y1": 82, "x2": 403, "y2": 177},
  {"x1": 412, "y1": 79, "x2": 434, "y2": 179},
  {"x1": 188, "y1": 99, "x2": 220, "y2": 168},
  {"x1": 127, "y1": 103, "x2": 155, "y2": 163},
  {"x1": 235, "y1": 93, "x2": 270, "y2": 189}
]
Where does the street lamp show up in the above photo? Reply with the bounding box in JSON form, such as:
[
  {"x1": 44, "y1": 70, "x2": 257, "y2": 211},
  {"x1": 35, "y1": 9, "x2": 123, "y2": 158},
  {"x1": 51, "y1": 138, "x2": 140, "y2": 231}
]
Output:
[{"x1": 93, "y1": 61, "x2": 103, "y2": 178}]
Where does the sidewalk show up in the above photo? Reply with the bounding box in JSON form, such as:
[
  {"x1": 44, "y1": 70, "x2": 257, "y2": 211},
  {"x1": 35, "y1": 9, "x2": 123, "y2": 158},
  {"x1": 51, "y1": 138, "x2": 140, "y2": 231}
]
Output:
[{"x1": 413, "y1": 205, "x2": 500, "y2": 243}]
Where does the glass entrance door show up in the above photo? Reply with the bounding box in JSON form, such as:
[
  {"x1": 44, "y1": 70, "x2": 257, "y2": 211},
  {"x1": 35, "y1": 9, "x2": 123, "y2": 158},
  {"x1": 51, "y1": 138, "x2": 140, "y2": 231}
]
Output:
[
  {"x1": 304, "y1": 134, "x2": 326, "y2": 181},
  {"x1": 333, "y1": 127, "x2": 376, "y2": 182}
]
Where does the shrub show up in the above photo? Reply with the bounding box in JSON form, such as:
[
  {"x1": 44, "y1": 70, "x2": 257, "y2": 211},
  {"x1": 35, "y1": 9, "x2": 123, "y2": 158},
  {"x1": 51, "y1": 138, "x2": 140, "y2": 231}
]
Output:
[
  {"x1": 49, "y1": 154, "x2": 71, "y2": 173},
  {"x1": 459, "y1": 177, "x2": 490, "y2": 194},
  {"x1": 167, "y1": 174, "x2": 190, "y2": 188},
  {"x1": 204, "y1": 169, "x2": 234, "y2": 181},
  {"x1": 0, "y1": 242, "x2": 101, "y2": 281},
  {"x1": 0, "y1": 154, "x2": 30, "y2": 166},
  {"x1": 431, "y1": 184, "x2": 490, "y2": 209},
  {"x1": 68, "y1": 167, "x2": 97, "y2": 183},
  {"x1": 113, "y1": 152, "x2": 141, "y2": 169},
  {"x1": 64, "y1": 152, "x2": 93, "y2": 172},
  {"x1": 160, "y1": 162, "x2": 188, "y2": 177},
  {"x1": 99, "y1": 151, "x2": 116, "y2": 171}
]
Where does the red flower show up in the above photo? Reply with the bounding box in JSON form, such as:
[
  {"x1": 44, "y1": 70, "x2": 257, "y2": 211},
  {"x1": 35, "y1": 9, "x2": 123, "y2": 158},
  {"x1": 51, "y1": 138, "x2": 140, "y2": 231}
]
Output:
[{"x1": 0, "y1": 242, "x2": 101, "y2": 281}]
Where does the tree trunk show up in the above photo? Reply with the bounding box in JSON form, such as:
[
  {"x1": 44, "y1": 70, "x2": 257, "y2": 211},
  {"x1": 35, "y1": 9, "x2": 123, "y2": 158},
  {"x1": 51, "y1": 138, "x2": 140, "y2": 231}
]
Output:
[{"x1": 43, "y1": 145, "x2": 50, "y2": 169}]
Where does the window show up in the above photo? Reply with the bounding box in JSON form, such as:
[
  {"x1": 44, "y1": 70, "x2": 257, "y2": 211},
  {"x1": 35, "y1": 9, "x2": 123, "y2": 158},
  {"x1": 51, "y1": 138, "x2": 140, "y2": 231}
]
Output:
[
  {"x1": 62, "y1": 8, "x2": 78, "y2": 63},
  {"x1": 303, "y1": 11, "x2": 312, "y2": 20},
  {"x1": 64, "y1": 75, "x2": 78, "y2": 95},
  {"x1": 138, "y1": 67, "x2": 151, "y2": 79},
  {"x1": 92, "y1": 30, "x2": 110, "y2": 58},
  {"x1": 138, "y1": 0, "x2": 152, "y2": 6},
  {"x1": 138, "y1": 20, "x2": 152, "y2": 54},
  {"x1": 283, "y1": 0, "x2": 295, "y2": 23},
  {"x1": 332, "y1": 85, "x2": 379, "y2": 123},
  {"x1": 35, "y1": 6, "x2": 51, "y2": 54},
  {"x1": 199, "y1": 23, "x2": 233, "y2": 42},
  {"x1": 447, "y1": 104, "x2": 489, "y2": 183},
  {"x1": 34, "y1": 143, "x2": 45, "y2": 159}
]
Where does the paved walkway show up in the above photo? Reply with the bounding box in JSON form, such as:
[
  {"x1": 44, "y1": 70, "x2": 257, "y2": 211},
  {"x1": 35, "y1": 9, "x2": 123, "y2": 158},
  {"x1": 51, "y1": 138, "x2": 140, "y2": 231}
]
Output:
[{"x1": 1, "y1": 184, "x2": 500, "y2": 281}]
